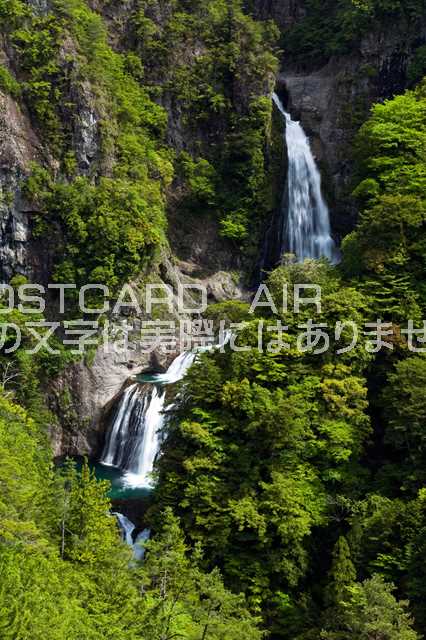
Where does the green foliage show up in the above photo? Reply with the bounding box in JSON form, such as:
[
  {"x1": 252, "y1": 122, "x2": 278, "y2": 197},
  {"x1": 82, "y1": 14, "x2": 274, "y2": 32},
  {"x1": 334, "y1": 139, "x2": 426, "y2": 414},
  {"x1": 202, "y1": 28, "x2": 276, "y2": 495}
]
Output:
[
  {"x1": 219, "y1": 210, "x2": 249, "y2": 240},
  {"x1": 150, "y1": 263, "x2": 372, "y2": 627},
  {"x1": 325, "y1": 536, "x2": 357, "y2": 607},
  {"x1": 26, "y1": 168, "x2": 167, "y2": 291},
  {"x1": 0, "y1": 278, "x2": 76, "y2": 416},
  {"x1": 343, "y1": 81, "x2": 426, "y2": 320},
  {"x1": 139, "y1": 508, "x2": 263, "y2": 639},
  {"x1": 0, "y1": 64, "x2": 20, "y2": 97},
  {"x1": 0, "y1": 1, "x2": 65, "y2": 149},
  {"x1": 0, "y1": 394, "x2": 53, "y2": 542},
  {"x1": 340, "y1": 491, "x2": 426, "y2": 631},
  {"x1": 381, "y1": 356, "x2": 426, "y2": 489},
  {"x1": 321, "y1": 575, "x2": 420, "y2": 640},
  {"x1": 285, "y1": 0, "x2": 426, "y2": 65},
  {"x1": 178, "y1": 152, "x2": 218, "y2": 207},
  {"x1": 205, "y1": 299, "x2": 252, "y2": 326},
  {"x1": 0, "y1": 545, "x2": 97, "y2": 640},
  {"x1": 0, "y1": 389, "x2": 262, "y2": 639}
]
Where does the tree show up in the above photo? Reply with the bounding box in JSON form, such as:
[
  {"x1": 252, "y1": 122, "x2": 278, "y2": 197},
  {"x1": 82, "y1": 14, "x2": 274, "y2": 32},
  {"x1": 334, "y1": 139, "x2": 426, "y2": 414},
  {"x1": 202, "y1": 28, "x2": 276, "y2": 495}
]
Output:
[
  {"x1": 138, "y1": 508, "x2": 262, "y2": 640},
  {"x1": 382, "y1": 355, "x2": 426, "y2": 490},
  {"x1": 321, "y1": 575, "x2": 420, "y2": 640},
  {"x1": 344, "y1": 80, "x2": 426, "y2": 319},
  {"x1": 325, "y1": 536, "x2": 357, "y2": 607}
]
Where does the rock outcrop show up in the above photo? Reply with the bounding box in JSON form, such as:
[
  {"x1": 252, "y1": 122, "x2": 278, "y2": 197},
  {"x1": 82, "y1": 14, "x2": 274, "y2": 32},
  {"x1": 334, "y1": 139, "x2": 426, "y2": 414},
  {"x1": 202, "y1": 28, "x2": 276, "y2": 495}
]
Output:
[
  {"x1": 48, "y1": 346, "x2": 161, "y2": 459},
  {"x1": 0, "y1": 90, "x2": 41, "y2": 281}
]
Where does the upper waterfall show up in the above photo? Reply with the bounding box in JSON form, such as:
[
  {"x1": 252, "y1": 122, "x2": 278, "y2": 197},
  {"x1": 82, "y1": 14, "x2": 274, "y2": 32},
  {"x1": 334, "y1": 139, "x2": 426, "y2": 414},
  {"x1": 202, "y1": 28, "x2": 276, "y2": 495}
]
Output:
[{"x1": 272, "y1": 92, "x2": 338, "y2": 263}]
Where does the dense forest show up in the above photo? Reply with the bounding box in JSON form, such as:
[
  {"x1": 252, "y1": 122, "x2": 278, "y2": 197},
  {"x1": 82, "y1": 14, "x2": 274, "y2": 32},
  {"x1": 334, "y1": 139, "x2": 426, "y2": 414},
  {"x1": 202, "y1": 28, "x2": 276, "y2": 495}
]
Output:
[{"x1": 1, "y1": 0, "x2": 426, "y2": 638}]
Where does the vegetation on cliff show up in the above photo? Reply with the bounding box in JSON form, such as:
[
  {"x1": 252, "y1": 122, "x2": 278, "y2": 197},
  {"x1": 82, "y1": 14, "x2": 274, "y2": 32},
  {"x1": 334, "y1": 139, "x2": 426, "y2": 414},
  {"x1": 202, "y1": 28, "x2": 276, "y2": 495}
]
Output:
[
  {"x1": 149, "y1": 81, "x2": 426, "y2": 637},
  {"x1": 285, "y1": 0, "x2": 426, "y2": 67},
  {"x1": 0, "y1": 0, "x2": 279, "y2": 290}
]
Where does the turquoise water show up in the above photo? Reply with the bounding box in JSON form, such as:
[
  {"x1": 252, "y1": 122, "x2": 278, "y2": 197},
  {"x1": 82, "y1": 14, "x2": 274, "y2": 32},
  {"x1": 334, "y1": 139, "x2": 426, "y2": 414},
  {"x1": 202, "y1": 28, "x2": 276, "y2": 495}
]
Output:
[
  {"x1": 73, "y1": 458, "x2": 153, "y2": 500},
  {"x1": 135, "y1": 373, "x2": 162, "y2": 384}
]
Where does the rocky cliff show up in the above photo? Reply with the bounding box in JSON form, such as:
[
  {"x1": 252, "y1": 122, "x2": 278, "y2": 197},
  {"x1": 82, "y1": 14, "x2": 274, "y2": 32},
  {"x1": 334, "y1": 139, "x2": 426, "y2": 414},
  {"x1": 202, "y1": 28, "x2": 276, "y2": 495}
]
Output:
[
  {"x1": 1, "y1": 0, "x2": 425, "y2": 460},
  {"x1": 0, "y1": 89, "x2": 39, "y2": 281}
]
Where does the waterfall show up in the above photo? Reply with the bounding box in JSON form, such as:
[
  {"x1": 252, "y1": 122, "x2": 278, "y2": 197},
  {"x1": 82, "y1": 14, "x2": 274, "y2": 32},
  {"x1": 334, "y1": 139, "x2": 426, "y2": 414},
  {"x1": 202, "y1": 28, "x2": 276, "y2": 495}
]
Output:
[
  {"x1": 114, "y1": 512, "x2": 150, "y2": 560},
  {"x1": 101, "y1": 384, "x2": 149, "y2": 471},
  {"x1": 272, "y1": 92, "x2": 338, "y2": 263},
  {"x1": 154, "y1": 351, "x2": 196, "y2": 384},
  {"x1": 100, "y1": 332, "x2": 230, "y2": 489},
  {"x1": 133, "y1": 528, "x2": 151, "y2": 561},
  {"x1": 100, "y1": 351, "x2": 197, "y2": 489},
  {"x1": 113, "y1": 512, "x2": 135, "y2": 546}
]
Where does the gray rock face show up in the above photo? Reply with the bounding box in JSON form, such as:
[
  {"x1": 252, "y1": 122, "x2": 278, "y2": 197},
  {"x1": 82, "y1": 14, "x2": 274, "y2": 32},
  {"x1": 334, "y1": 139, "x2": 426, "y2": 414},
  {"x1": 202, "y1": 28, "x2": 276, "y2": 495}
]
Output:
[
  {"x1": 49, "y1": 345, "x2": 162, "y2": 459},
  {"x1": 71, "y1": 80, "x2": 99, "y2": 173},
  {"x1": 0, "y1": 92, "x2": 41, "y2": 281},
  {"x1": 253, "y1": 0, "x2": 306, "y2": 28},
  {"x1": 58, "y1": 36, "x2": 100, "y2": 174}
]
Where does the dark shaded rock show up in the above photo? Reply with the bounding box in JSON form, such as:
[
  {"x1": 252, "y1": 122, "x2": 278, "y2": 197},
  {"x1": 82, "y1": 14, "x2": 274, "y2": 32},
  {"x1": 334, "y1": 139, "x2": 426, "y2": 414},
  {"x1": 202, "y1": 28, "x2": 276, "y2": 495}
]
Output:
[{"x1": 0, "y1": 91, "x2": 42, "y2": 281}]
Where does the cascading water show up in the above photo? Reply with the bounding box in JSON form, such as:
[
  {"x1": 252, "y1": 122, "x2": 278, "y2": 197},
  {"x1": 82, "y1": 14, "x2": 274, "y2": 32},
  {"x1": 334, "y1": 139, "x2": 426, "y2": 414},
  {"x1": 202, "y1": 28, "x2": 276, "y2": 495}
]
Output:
[
  {"x1": 101, "y1": 334, "x2": 230, "y2": 490},
  {"x1": 100, "y1": 351, "x2": 196, "y2": 489},
  {"x1": 113, "y1": 512, "x2": 136, "y2": 546},
  {"x1": 114, "y1": 512, "x2": 150, "y2": 561},
  {"x1": 272, "y1": 92, "x2": 338, "y2": 263},
  {"x1": 133, "y1": 528, "x2": 151, "y2": 561}
]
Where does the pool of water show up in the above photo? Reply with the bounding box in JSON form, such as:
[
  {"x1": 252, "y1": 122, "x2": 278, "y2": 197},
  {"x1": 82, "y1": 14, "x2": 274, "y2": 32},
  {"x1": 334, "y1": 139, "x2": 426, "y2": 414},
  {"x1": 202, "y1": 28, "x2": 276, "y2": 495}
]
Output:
[
  {"x1": 73, "y1": 458, "x2": 153, "y2": 500},
  {"x1": 136, "y1": 373, "x2": 163, "y2": 384}
]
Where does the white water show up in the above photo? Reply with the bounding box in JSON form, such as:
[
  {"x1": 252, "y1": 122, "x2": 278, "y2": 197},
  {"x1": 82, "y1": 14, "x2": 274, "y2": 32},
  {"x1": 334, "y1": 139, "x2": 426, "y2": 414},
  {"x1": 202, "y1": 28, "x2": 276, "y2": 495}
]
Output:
[
  {"x1": 114, "y1": 512, "x2": 150, "y2": 561},
  {"x1": 113, "y1": 512, "x2": 135, "y2": 546},
  {"x1": 272, "y1": 92, "x2": 338, "y2": 263},
  {"x1": 154, "y1": 351, "x2": 196, "y2": 384},
  {"x1": 100, "y1": 352, "x2": 196, "y2": 489},
  {"x1": 101, "y1": 384, "x2": 140, "y2": 468},
  {"x1": 100, "y1": 332, "x2": 231, "y2": 489},
  {"x1": 121, "y1": 385, "x2": 168, "y2": 489}
]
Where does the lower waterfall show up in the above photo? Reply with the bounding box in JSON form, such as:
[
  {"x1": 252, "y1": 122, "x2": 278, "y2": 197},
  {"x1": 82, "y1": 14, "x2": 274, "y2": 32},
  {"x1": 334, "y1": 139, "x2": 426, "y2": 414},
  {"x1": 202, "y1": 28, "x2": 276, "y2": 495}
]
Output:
[
  {"x1": 272, "y1": 92, "x2": 338, "y2": 263},
  {"x1": 114, "y1": 512, "x2": 150, "y2": 560},
  {"x1": 113, "y1": 512, "x2": 136, "y2": 546},
  {"x1": 100, "y1": 351, "x2": 197, "y2": 489}
]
